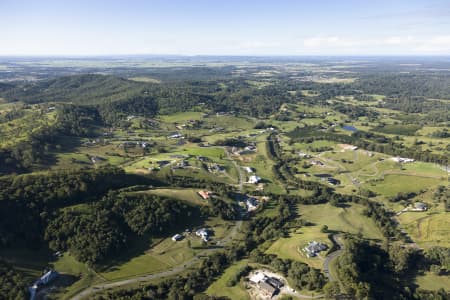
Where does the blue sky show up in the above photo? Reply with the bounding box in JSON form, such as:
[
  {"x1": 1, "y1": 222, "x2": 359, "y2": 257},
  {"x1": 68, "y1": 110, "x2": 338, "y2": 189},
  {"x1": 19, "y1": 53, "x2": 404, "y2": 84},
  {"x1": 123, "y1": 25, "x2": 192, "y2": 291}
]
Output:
[{"x1": 1, "y1": 0, "x2": 450, "y2": 56}]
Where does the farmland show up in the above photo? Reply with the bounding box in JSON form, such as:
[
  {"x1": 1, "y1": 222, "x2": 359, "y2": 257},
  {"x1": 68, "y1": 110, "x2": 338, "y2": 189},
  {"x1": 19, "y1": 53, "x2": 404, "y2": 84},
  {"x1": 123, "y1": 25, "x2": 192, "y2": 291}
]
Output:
[{"x1": 0, "y1": 57, "x2": 448, "y2": 300}]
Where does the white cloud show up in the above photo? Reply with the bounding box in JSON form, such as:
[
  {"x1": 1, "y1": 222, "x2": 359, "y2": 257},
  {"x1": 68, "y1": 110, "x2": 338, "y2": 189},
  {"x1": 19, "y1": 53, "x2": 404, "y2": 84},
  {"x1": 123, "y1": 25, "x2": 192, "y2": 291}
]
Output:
[
  {"x1": 383, "y1": 36, "x2": 414, "y2": 45},
  {"x1": 303, "y1": 36, "x2": 359, "y2": 48},
  {"x1": 299, "y1": 35, "x2": 450, "y2": 55},
  {"x1": 413, "y1": 35, "x2": 450, "y2": 53}
]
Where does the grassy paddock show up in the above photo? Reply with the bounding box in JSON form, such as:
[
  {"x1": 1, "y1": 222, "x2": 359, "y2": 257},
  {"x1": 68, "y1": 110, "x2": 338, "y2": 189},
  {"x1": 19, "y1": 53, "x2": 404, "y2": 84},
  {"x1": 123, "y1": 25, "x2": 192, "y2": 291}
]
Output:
[
  {"x1": 141, "y1": 188, "x2": 210, "y2": 206},
  {"x1": 366, "y1": 174, "x2": 444, "y2": 197},
  {"x1": 398, "y1": 208, "x2": 450, "y2": 248},
  {"x1": 415, "y1": 272, "x2": 450, "y2": 292},
  {"x1": 297, "y1": 203, "x2": 383, "y2": 240},
  {"x1": 206, "y1": 259, "x2": 251, "y2": 300}
]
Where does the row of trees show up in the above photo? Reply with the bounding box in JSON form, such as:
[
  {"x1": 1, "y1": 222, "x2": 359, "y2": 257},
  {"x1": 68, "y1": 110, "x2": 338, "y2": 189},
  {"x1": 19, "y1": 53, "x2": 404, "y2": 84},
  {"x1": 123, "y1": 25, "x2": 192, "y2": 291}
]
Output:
[{"x1": 288, "y1": 126, "x2": 449, "y2": 165}]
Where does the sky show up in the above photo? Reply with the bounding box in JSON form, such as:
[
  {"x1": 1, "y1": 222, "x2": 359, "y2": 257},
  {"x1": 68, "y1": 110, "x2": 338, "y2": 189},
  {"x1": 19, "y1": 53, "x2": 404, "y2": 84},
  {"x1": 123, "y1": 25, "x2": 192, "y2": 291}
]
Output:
[{"x1": 1, "y1": 0, "x2": 450, "y2": 56}]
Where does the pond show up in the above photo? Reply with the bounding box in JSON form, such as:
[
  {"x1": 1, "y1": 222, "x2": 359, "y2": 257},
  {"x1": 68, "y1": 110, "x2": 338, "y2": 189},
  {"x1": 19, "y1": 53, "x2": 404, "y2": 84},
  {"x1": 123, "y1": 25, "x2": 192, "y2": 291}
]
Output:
[{"x1": 342, "y1": 125, "x2": 358, "y2": 132}]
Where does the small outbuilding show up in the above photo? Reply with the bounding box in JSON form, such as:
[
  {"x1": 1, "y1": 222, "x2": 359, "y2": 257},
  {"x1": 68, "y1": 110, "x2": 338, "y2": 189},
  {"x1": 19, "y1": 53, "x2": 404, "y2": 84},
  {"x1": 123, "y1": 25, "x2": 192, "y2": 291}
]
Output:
[
  {"x1": 414, "y1": 202, "x2": 427, "y2": 211},
  {"x1": 172, "y1": 234, "x2": 183, "y2": 241},
  {"x1": 249, "y1": 175, "x2": 261, "y2": 184}
]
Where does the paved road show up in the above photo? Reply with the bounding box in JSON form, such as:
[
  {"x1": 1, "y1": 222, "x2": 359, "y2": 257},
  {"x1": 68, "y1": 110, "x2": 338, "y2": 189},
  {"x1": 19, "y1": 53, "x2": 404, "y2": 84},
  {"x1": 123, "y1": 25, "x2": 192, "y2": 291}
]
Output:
[
  {"x1": 225, "y1": 147, "x2": 244, "y2": 192},
  {"x1": 323, "y1": 234, "x2": 344, "y2": 282}
]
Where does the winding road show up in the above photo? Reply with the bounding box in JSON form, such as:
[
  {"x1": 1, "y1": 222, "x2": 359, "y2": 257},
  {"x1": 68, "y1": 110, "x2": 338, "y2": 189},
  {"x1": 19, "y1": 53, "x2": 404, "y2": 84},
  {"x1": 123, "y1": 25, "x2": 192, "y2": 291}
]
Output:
[{"x1": 323, "y1": 234, "x2": 344, "y2": 282}]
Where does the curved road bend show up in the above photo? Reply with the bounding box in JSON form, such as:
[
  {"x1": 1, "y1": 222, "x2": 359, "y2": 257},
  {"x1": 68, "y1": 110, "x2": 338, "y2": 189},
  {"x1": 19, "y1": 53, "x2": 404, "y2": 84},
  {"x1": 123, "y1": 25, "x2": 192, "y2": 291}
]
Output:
[{"x1": 323, "y1": 234, "x2": 345, "y2": 282}]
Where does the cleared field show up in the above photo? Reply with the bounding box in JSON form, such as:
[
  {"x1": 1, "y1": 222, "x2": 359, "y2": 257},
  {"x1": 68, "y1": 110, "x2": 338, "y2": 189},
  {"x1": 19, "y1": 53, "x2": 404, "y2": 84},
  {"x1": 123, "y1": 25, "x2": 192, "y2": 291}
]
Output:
[
  {"x1": 159, "y1": 111, "x2": 204, "y2": 123},
  {"x1": 52, "y1": 254, "x2": 103, "y2": 299},
  {"x1": 266, "y1": 226, "x2": 330, "y2": 270},
  {"x1": 402, "y1": 162, "x2": 448, "y2": 177},
  {"x1": 100, "y1": 217, "x2": 233, "y2": 281},
  {"x1": 300, "y1": 90, "x2": 320, "y2": 97},
  {"x1": 297, "y1": 203, "x2": 383, "y2": 240},
  {"x1": 141, "y1": 188, "x2": 209, "y2": 206},
  {"x1": 311, "y1": 77, "x2": 356, "y2": 84},
  {"x1": 206, "y1": 259, "x2": 251, "y2": 300},
  {"x1": 366, "y1": 174, "x2": 444, "y2": 197},
  {"x1": 415, "y1": 272, "x2": 450, "y2": 292},
  {"x1": 205, "y1": 115, "x2": 255, "y2": 131},
  {"x1": 398, "y1": 209, "x2": 450, "y2": 248},
  {"x1": 128, "y1": 76, "x2": 161, "y2": 83},
  {"x1": 99, "y1": 236, "x2": 194, "y2": 281}
]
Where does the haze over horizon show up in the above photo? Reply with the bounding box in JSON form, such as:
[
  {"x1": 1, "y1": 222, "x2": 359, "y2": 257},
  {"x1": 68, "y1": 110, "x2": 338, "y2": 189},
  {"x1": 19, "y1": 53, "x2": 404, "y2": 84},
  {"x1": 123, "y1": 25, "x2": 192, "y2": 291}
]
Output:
[{"x1": 1, "y1": 0, "x2": 450, "y2": 56}]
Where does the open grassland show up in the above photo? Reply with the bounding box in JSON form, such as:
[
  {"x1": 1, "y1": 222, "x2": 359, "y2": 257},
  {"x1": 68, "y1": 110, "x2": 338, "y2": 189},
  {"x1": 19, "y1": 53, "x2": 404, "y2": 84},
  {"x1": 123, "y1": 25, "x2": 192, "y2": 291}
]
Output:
[
  {"x1": 297, "y1": 203, "x2": 383, "y2": 240},
  {"x1": 206, "y1": 259, "x2": 251, "y2": 300},
  {"x1": 397, "y1": 207, "x2": 450, "y2": 248},
  {"x1": 311, "y1": 77, "x2": 356, "y2": 84},
  {"x1": 205, "y1": 115, "x2": 255, "y2": 131},
  {"x1": 366, "y1": 174, "x2": 445, "y2": 198},
  {"x1": 159, "y1": 111, "x2": 204, "y2": 123},
  {"x1": 53, "y1": 254, "x2": 103, "y2": 299},
  {"x1": 415, "y1": 272, "x2": 450, "y2": 292},
  {"x1": 127, "y1": 76, "x2": 161, "y2": 83},
  {"x1": 266, "y1": 226, "x2": 330, "y2": 270},
  {"x1": 139, "y1": 188, "x2": 209, "y2": 206}
]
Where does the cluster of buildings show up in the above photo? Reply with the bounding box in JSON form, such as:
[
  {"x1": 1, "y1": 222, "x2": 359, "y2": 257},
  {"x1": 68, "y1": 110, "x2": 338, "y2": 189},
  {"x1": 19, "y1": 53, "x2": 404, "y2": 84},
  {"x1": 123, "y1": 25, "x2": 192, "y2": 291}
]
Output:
[
  {"x1": 303, "y1": 241, "x2": 328, "y2": 257},
  {"x1": 244, "y1": 196, "x2": 260, "y2": 212},
  {"x1": 195, "y1": 228, "x2": 211, "y2": 242},
  {"x1": 298, "y1": 151, "x2": 311, "y2": 159},
  {"x1": 340, "y1": 144, "x2": 358, "y2": 151},
  {"x1": 231, "y1": 144, "x2": 258, "y2": 156},
  {"x1": 249, "y1": 271, "x2": 284, "y2": 298},
  {"x1": 391, "y1": 157, "x2": 415, "y2": 163},
  {"x1": 119, "y1": 141, "x2": 150, "y2": 148},
  {"x1": 207, "y1": 163, "x2": 225, "y2": 173},
  {"x1": 309, "y1": 159, "x2": 325, "y2": 166},
  {"x1": 242, "y1": 166, "x2": 262, "y2": 185},
  {"x1": 248, "y1": 175, "x2": 261, "y2": 184},
  {"x1": 172, "y1": 228, "x2": 213, "y2": 243},
  {"x1": 168, "y1": 132, "x2": 184, "y2": 139}
]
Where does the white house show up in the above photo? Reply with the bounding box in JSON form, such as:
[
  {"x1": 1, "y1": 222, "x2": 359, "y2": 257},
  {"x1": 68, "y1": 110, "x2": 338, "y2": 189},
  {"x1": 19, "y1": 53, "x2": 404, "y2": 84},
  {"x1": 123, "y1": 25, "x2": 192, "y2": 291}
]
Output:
[
  {"x1": 246, "y1": 197, "x2": 259, "y2": 211},
  {"x1": 172, "y1": 234, "x2": 183, "y2": 241},
  {"x1": 243, "y1": 166, "x2": 254, "y2": 173},
  {"x1": 168, "y1": 133, "x2": 183, "y2": 139},
  {"x1": 391, "y1": 157, "x2": 415, "y2": 163},
  {"x1": 196, "y1": 228, "x2": 210, "y2": 242},
  {"x1": 248, "y1": 175, "x2": 261, "y2": 184}
]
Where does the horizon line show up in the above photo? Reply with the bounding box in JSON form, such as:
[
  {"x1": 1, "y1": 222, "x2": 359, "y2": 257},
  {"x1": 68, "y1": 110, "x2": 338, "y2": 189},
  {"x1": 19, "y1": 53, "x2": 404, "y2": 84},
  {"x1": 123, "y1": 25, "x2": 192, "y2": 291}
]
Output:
[{"x1": 1, "y1": 53, "x2": 450, "y2": 59}]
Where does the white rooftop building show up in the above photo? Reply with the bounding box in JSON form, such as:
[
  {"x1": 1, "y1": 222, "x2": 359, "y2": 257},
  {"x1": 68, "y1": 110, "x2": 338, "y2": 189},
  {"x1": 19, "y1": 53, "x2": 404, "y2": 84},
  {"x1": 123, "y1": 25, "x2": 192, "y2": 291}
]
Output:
[{"x1": 248, "y1": 175, "x2": 261, "y2": 184}]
